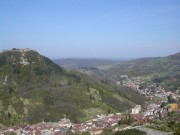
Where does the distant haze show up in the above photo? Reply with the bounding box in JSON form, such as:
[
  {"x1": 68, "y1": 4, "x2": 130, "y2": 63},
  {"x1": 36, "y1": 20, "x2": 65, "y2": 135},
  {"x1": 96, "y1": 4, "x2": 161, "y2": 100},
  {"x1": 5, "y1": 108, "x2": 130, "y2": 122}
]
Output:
[
  {"x1": 53, "y1": 58, "x2": 122, "y2": 69},
  {"x1": 1, "y1": 0, "x2": 180, "y2": 59}
]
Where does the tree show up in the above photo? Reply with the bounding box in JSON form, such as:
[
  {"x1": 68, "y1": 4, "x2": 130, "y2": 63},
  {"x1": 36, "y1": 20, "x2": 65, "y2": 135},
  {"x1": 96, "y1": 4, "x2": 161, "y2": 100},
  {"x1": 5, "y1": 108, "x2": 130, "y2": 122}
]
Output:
[
  {"x1": 101, "y1": 128, "x2": 113, "y2": 135},
  {"x1": 81, "y1": 132, "x2": 91, "y2": 135},
  {"x1": 108, "y1": 108, "x2": 111, "y2": 114},
  {"x1": 114, "y1": 129, "x2": 147, "y2": 135},
  {"x1": 8, "y1": 86, "x2": 14, "y2": 94},
  {"x1": 161, "y1": 102, "x2": 167, "y2": 108},
  {"x1": 118, "y1": 116, "x2": 135, "y2": 125},
  {"x1": 168, "y1": 94, "x2": 176, "y2": 103}
]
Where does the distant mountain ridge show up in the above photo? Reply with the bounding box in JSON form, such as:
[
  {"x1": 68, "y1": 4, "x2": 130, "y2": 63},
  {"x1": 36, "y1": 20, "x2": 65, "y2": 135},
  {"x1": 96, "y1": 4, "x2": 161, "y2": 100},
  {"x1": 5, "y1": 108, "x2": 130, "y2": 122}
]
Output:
[
  {"x1": 53, "y1": 58, "x2": 122, "y2": 69},
  {"x1": 167, "y1": 52, "x2": 180, "y2": 60},
  {"x1": 82, "y1": 52, "x2": 180, "y2": 92}
]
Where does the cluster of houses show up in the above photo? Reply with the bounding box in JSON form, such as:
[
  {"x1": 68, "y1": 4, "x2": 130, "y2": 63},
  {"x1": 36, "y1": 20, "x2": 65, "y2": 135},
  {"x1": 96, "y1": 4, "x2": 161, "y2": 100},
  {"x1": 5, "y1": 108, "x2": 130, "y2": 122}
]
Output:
[
  {"x1": 1, "y1": 103, "x2": 179, "y2": 135},
  {"x1": 71, "y1": 113, "x2": 121, "y2": 134},
  {"x1": 1, "y1": 118, "x2": 72, "y2": 135},
  {"x1": 1, "y1": 113, "x2": 122, "y2": 135},
  {"x1": 127, "y1": 103, "x2": 179, "y2": 125},
  {"x1": 118, "y1": 75, "x2": 180, "y2": 103}
]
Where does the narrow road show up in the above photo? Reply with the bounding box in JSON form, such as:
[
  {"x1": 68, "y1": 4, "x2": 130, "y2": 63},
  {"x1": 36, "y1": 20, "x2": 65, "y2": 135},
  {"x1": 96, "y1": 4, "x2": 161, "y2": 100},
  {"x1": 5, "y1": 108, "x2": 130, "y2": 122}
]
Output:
[{"x1": 133, "y1": 126, "x2": 169, "y2": 135}]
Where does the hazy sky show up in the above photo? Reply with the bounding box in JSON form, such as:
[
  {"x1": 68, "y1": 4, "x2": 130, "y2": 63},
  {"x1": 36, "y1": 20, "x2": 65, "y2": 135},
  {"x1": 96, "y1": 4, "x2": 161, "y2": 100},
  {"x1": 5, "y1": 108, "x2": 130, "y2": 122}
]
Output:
[{"x1": 1, "y1": 0, "x2": 180, "y2": 59}]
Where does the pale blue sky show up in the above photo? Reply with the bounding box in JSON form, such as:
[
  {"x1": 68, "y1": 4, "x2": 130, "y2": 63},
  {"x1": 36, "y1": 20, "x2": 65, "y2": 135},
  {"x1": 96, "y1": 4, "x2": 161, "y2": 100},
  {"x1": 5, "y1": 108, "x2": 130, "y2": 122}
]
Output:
[{"x1": 1, "y1": 0, "x2": 180, "y2": 59}]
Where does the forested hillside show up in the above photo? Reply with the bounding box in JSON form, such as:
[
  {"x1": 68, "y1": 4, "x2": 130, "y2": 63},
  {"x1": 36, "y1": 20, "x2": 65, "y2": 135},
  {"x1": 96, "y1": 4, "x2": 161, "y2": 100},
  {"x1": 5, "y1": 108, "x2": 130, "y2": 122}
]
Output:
[{"x1": 0, "y1": 49, "x2": 146, "y2": 126}]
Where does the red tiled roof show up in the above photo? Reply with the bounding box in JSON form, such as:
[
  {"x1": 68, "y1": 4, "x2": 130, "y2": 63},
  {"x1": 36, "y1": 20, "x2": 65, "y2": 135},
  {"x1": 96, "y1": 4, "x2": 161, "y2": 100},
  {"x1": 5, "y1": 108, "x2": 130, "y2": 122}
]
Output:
[
  {"x1": 55, "y1": 131, "x2": 64, "y2": 135},
  {"x1": 91, "y1": 127, "x2": 103, "y2": 132},
  {"x1": 13, "y1": 126, "x2": 20, "y2": 131},
  {"x1": 2, "y1": 125, "x2": 9, "y2": 131}
]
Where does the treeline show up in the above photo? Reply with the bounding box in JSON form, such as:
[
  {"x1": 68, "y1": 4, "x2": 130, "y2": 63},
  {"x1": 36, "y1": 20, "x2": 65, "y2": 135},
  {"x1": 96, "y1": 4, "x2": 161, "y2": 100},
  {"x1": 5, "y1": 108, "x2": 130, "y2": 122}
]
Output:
[
  {"x1": 114, "y1": 129, "x2": 146, "y2": 135},
  {"x1": 100, "y1": 128, "x2": 146, "y2": 135}
]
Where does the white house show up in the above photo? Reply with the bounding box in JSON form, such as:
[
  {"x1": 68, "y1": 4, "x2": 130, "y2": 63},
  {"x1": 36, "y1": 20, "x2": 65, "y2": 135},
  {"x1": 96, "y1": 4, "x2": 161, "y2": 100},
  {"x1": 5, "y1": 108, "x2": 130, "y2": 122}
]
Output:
[{"x1": 131, "y1": 105, "x2": 142, "y2": 114}]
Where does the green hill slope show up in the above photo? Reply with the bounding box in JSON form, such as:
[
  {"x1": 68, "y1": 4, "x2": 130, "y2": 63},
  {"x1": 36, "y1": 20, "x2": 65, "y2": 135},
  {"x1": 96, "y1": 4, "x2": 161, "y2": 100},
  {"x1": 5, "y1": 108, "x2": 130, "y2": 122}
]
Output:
[{"x1": 0, "y1": 49, "x2": 146, "y2": 126}]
